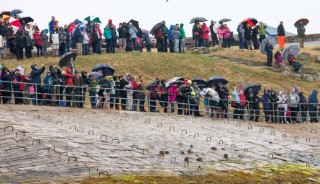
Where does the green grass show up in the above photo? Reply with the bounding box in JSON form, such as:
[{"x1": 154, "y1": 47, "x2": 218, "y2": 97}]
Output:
[{"x1": 1, "y1": 51, "x2": 319, "y2": 93}]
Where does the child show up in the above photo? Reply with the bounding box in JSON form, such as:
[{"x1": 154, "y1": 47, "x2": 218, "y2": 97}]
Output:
[
  {"x1": 264, "y1": 40, "x2": 274, "y2": 67},
  {"x1": 274, "y1": 50, "x2": 285, "y2": 70},
  {"x1": 142, "y1": 33, "x2": 151, "y2": 52}
]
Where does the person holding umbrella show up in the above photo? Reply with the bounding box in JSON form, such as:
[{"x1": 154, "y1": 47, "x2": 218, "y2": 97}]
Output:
[
  {"x1": 277, "y1": 21, "x2": 286, "y2": 50},
  {"x1": 296, "y1": 20, "x2": 306, "y2": 48}
]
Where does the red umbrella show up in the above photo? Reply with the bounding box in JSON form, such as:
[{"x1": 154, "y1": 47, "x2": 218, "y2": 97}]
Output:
[
  {"x1": 243, "y1": 18, "x2": 258, "y2": 27},
  {"x1": 9, "y1": 17, "x2": 21, "y2": 34}
]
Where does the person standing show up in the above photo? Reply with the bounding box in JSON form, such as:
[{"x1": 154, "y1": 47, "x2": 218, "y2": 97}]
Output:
[
  {"x1": 217, "y1": 24, "x2": 224, "y2": 47},
  {"x1": 13, "y1": 69, "x2": 25, "y2": 104},
  {"x1": 104, "y1": 25, "x2": 112, "y2": 53},
  {"x1": 82, "y1": 28, "x2": 89, "y2": 55},
  {"x1": 209, "y1": 21, "x2": 219, "y2": 47},
  {"x1": 296, "y1": 20, "x2": 306, "y2": 48},
  {"x1": 252, "y1": 25, "x2": 259, "y2": 50},
  {"x1": 269, "y1": 91, "x2": 279, "y2": 123},
  {"x1": 24, "y1": 31, "x2": 33, "y2": 58},
  {"x1": 258, "y1": 22, "x2": 267, "y2": 43},
  {"x1": 264, "y1": 40, "x2": 274, "y2": 67},
  {"x1": 179, "y1": 23, "x2": 186, "y2": 52},
  {"x1": 30, "y1": 64, "x2": 45, "y2": 105},
  {"x1": 237, "y1": 23, "x2": 245, "y2": 49},
  {"x1": 15, "y1": 30, "x2": 24, "y2": 60},
  {"x1": 50, "y1": 27, "x2": 59, "y2": 57},
  {"x1": 74, "y1": 25, "x2": 83, "y2": 55},
  {"x1": 277, "y1": 21, "x2": 286, "y2": 50},
  {"x1": 58, "y1": 27, "x2": 67, "y2": 56},
  {"x1": 222, "y1": 24, "x2": 231, "y2": 48},
  {"x1": 40, "y1": 29, "x2": 49, "y2": 57},
  {"x1": 64, "y1": 24, "x2": 70, "y2": 53},
  {"x1": 128, "y1": 23, "x2": 138, "y2": 51},
  {"x1": 277, "y1": 91, "x2": 289, "y2": 124},
  {"x1": 33, "y1": 29, "x2": 43, "y2": 57},
  {"x1": 172, "y1": 24, "x2": 180, "y2": 53},
  {"x1": 142, "y1": 32, "x2": 151, "y2": 52},
  {"x1": 261, "y1": 90, "x2": 271, "y2": 122},
  {"x1": 288, "y1": 87, "x2": 300, "y2": 123},
  {"x1": 138, "y1": 76, "x2": 146, "y2": 112},
  {"x1": 117, "y1": 23, "x2": 127, "y2": 52},
  {"x1": 298, "y1": 90, "x2": 308, "y2": 123},
  {"x1": 202, "y1": 23, "x2": 210, "y2": 47},
  {"x1": 244, "y1": 24, "x2": 253, "y2": 50},
  {"x1": 308, "y1": 90, "x2": 318, "y2": 123}
]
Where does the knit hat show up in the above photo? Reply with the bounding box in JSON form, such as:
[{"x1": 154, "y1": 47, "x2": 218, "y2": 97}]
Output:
[{"x1": 108, "y1": 19, "x2": 112, "y2": 24}]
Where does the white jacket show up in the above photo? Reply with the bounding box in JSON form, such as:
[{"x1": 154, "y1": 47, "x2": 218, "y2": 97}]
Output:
[
  {"x1": 277, "y1": 94, "x2": 288, "y2": 111},
  {"x1": 51, "y1": 33, "x2": 59, "y2": 44},
  {"x1": 201, "y1": 88, "x2": 220, "y2": 102},
  {"x1": 82, "y1": 32, "x2": 89, "y2": 44},
  {"x1": 0, "y1": 35, "x2": 4, "y2": 48}
]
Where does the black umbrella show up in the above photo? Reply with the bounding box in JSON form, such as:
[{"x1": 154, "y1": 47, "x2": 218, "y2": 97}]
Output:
[
  {"x1": 207, "y1": 76, "x2": 228, "y2": 86},
  {"x1": 244, "y1": 84, "x2": 261, "y2": 94},
  {"x1": 10, "y1": 9, "x2": 22, "y2": 16},
  {"x1": 128, "y1": 19, "x2": 139, "y2": 29},
  {"x1": 92, "y1": 64, "x2": 115, "y2": 77},
  {"x1": 219, "y1": 18, "x2": 231, "y2": 24},
  {"x1": 20, "y1": 17, "x2": 34, "y2": 24},
  {"x1": 166, "y1": 77, "x2": 184, "y2": 87},
  {"x1": 190, "y1": 17, "x2": 207, "y2": 24},
  {"x1": 0, "y1": 11, "x2": 10, "y2": 17},
  {"x1": 146, "y1": 79, "x2": 160, "y2": 90},
  {"x1": 59, "y1": 52, "x2": 77, "y2": 68},
  {"x1": 192, "y1": 78, "x2": 208, "y2": 89},
  {"x1": 88, "y1": 72, "x2": 103, "y2": 80},
  {"x1": 151, "y1": 21, "x2": 165, "y2": 34},
  {"x1": 283, "y1": 45, "x2": 300, "y2": 61}
]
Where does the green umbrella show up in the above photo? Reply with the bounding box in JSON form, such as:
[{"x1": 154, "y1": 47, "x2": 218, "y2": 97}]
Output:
[
  {"x1": 84, "y1": 16, "x2": 91, "y2": 22},
  {"x1": 92, "y1": 17, "x2": 101, "y2": 23}
]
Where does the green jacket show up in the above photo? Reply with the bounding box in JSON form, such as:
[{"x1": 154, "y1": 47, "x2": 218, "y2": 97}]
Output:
[
  {"x1": 179, "y1": 23, "x2": 186, "y2": 39},
  {"x1": 297, "y1": 25, "x2": 306, "y2": 37},
  {"x1": 103, "y1": 27, "x2": 112, "y2": 39},
  {"x1": 88, "y1": 78, "x2": 98, "y2": 93},
  {"x1": 258, "y1": 23, "x2": 267, "y2": 36}
]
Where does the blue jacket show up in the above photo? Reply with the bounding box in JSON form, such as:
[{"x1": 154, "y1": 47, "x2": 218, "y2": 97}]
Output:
[
  {"x1": 30, "y1": 64, "x2": 45, "y2": 84},
  {"x1": 43, "y1": 72, "x2": 54, "y2": 90},
  {"x1": 103, "y1": 27, "x2": 112, "y2": 39},
  {"x1": 168, "y1": 25, "x2": 174, "y2": 40},
  {"x1": 261, "y1": 92, "x2": 271, "y2": 110},
  {"x1": 264, "y1": 43, "x2": 274, "y2": 55},
  {"x1": 308, "y1": 90, "x2": 318, "y2": 110},
  {"x1": 142, "y1": 33, "x2": 151, "y2": 45},
  {"x1": 74, "y1": 28, "x2": 83, "y2": 43}
]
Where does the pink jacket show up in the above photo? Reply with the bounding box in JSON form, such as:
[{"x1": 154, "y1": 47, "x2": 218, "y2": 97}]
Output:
[
  {"x1": 168, "y1": 86, "x2": 179, "y2": 102},
  {"x1": 217, "y1": 27, "x2": 224, "y2": 39},
  {"x1": 202, "y1": 24, "x2": 210, "y2": 40},
  {"x1": 223, "y1": 27, "x2": 231, "y2": 39}
]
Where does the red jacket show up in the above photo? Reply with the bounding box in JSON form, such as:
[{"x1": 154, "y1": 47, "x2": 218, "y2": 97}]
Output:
[
  {"x1": 202, "y1": 24, "x2": 210, "y2": 40},
  {"x1": 33, "y1": 31, "x2": 42, "y2": 46},
  {"x1": 154, "y1": 28, "x2": 164, "y2": 39},
  {"x1": 65, "y1": 67, "x2": 76, "y2": 86},
  {"x1": 239, "y1": 91, "x2": 247, "y2": 106}
]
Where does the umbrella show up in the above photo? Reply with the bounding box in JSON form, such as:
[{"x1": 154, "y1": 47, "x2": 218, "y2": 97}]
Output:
[
  {"x1": 88, "y1": 72, "x2": 103, "y2": 80},
  {"x1": 142, "y1": 29, "x2": 150, "y2": 34},
  {"x1": 207, "y1": 76, "x2": 228, "y2": 86},
  {"x1": 260, "y1": 37, "x2": 276, "y2": 55},
  {"x1": 92, "y1": 64, "x2": 115, "y2": 77},
  {"x1": 84, "y1": 16, "x2": 92, "y2": 22},
  {"x1": 0, "y1": 11, "x2": 10, "y2": 18},
  {"x1": 242, "y1": 18, "x2": 258, "y2": 27},
  {"x1": 244, "y1": 84, "x2": 261, "y2": 94},
  {"x1": 190, "y1": 17, "x2": 207, "y2": 24},
  {"x1": 2, "y1": 15, "x2": 10, "y2": 20},
  {"x1": 19, "y1": 17, "x2": 34, "y2": 24},
  {"x1": 15, "y1": 65, "x2": 25, "y2": 75},
  {"x1": 283, "y1": 45, "x2": 300, "y2": 62},
  {"x1": 92, "y1": 17, "x2": 101, "y2": 24},
  {"x1": 10, "y1": 9, "x2": 22, "y2": 16},
  {"x1": 166, "y1": 77, "x2": 184, "y2": 87},
  {"x1": 151, "y1": 21, "x2": 165, "y2": 34},
  {"x1": 218, "y1": 18, "x2": 231, "y2": 24},
  {"x1": 294, "y1": 18, "x2": 309, "y2": 27},
  {"x1": 59, "y1": 52, "x2": 77, "y2": 68},
  {"x1": 147, "y1": 79, "x2": 160, "y2": 90},
  {"x1": 9, "y1": 17, "x2": 21, "y2": 35},
  {"x1": 128, "y1": 19, "x2": 139, "y2": 29},
  {"x1": 192, "y1": 78, "x2": 208, "y2": 89}
]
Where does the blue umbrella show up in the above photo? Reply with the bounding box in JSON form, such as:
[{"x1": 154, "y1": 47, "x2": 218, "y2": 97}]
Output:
[
  {"x1": 88, "y1": 72, "x2": 103, "y2": 80},
  {"x1": 92, "y1": 64, "x2": 115, "y2": 77},
  {"x1": 207, "y1": 76, "x2": 228, "y2": 86},
  {"x1": 283, "y1": 45, "x2": 300, "y2": 61},
  {"x1": 10, "y1": 9, "x2": 22, "y2": 16}
]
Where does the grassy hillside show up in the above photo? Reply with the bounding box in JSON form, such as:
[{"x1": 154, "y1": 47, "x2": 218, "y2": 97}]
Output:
[{"x1": 1, "y1": 51, "x2": 319, "y2": 93}]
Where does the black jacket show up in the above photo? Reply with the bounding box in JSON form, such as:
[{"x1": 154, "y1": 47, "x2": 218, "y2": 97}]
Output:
[
  {"x1": 277, "y1": 25, "x2": 285, "y2": 36},
  {"x1": 117, "y1": 27, "x2": 128, "y2": 38},
  {"x1": 15, "y1": 33, "x2": 25, "y2": 48},
  {"x1": 244, "y1": 27, "x2": 252, "y2": 40}
]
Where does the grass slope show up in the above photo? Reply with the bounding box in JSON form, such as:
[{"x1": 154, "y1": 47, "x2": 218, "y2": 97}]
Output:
[{"x1": 1, "y1": 51, "x2": 319, "y2": 93}]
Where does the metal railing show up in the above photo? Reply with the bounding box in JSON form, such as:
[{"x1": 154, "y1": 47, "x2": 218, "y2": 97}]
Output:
[{"x1": 0, "y1": 81, "x2": 319, "y2": 123}]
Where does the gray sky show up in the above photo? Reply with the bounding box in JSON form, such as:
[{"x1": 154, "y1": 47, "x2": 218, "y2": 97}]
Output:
[{"x1": 2, "y1": 0, "x2": 319, "y2": 36}]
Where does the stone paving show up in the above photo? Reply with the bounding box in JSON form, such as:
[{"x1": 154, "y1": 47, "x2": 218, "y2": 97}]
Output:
[{"x1": 0, "y1": 105, "x2": 319, "y2": 183}]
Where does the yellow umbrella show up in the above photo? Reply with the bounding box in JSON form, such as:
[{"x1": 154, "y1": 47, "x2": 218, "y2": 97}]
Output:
[{"x1": 2, "y1": 15, "x2": 10, "y2": 20}]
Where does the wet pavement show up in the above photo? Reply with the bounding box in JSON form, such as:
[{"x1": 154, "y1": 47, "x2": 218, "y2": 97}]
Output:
[{"x1": 0, "y1": 105, "x2": 319, "y2": 183}]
